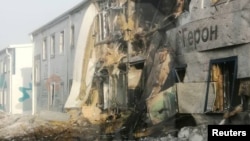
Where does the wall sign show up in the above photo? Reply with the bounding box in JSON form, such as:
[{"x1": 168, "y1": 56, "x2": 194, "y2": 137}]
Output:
[
  {"x1": 169, "y1": 10, "x2": 250, "y2": 51},
  {"x1": 181, "y1": 25, "x2": 218, "y2": 49}
]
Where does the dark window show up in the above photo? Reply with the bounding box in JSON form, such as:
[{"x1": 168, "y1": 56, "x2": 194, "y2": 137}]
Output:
[
  {"x1": 174, "y1": 64, "x2": 187, "y2": 83},
  {"x1": 205, "y1": 56, "x2": 239, "y2": 112}
]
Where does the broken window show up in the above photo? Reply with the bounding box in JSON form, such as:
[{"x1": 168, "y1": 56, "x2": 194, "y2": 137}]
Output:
[
  {"x1": 95, "y1": 69, "x2": 109, "y2": 109},
  {"x1": 98, "y1": 11, "x2": 109, "y2": 41},
  {"x1": 205, "y1": 56, "x2": 240, "y2": 112}
]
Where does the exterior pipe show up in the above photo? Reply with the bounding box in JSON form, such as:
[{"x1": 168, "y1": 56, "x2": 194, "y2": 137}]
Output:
[
  {"x1": 5, "y1": 48, "x2": 12, "y2": 114},
  {"x1": 30, "y1": 35, "x2": 36, "y2": 115}
]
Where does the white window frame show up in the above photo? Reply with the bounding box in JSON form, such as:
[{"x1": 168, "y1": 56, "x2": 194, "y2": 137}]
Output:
[
  {"x1": 59, "y1": 31, "x2": 64, "y2": 54},
  {"x1": 50, "y1": 35, "x2": 55, "y2": 58},
  {"x1": 34, "y1": 59, "x2": 41, "y2": 84},
  {"x1": 42, "y1": 39, "x2": 47, "y2": 60}
]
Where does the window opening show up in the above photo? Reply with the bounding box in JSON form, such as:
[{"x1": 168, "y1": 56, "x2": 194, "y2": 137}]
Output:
[
  {"x1": 69, "y1": 79, "x2": 73, "y2": 94},
  {"x1": 49, "y1": 83, "x2": 55, "y2": 106},
  {"x1": 50, "y1": 35, "x2": 55, "y2": 57},
  {"x1": 205, "y1": 56, "x2": 239, "y2": 113},
  {"x1": 70, "y1": 26, "x2": 75, "y2": 48},
  {"x1": 42, "y1": 39, "x2": 47, "y2": 60},
  {"x1": 59, "y1": 31, "x2": 64, "y2": 54},
  {"x1": 174, "y1": 64, "x2": 187, "y2": 83},
  {"x1": 34, "y1": 57, "x2": 41, "y2": 85}
]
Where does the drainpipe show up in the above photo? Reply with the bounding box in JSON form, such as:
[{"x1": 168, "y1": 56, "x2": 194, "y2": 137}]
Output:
[
  {"x1": 30, "y1": 35, "x2": 36, "y2": 115},
  {"x1": 32, "y1": 54, "x2": 35, "y2": 115},
  {"x1": 6, "y1": 48, "x2": 12, "y2": 114}
]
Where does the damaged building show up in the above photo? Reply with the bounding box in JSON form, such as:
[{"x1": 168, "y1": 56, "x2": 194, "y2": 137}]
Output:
[{"x1": 31, "y1": 0, "x2": 250, "y2": 139}]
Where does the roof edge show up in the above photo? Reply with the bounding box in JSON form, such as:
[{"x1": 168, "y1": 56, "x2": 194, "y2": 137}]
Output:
[{"x1": 31, "y1": 0, "x2": 90, "y2": 36}]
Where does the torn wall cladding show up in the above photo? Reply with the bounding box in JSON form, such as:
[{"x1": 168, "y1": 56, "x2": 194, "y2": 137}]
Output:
[{"x1": 64, "y1": 0, "x2": 191, "y2": 112}]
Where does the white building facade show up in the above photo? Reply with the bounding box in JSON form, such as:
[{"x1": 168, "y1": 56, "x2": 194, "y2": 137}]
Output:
[{"x1": 0, "y1": 44, "x2": 33, "y2": 114}]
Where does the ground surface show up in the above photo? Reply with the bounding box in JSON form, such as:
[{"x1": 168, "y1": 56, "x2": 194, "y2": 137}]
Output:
[{"x1": 0, "y1": 111, "x2": 210, "y2": 141}]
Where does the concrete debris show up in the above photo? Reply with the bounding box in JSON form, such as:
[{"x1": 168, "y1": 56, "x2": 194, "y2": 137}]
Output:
[
  {"x1": 0, "y1": 112, "x2": 100, "y2": 141},
  {"x1": 138, "y1": 125, "x2": 207, "y2": 141},
  {"x1": 38, "y1": 110, "x2": 70, "y2": 122},
  {"x1": 0, "y1": 111, "x2": 249, "y2": 140}
]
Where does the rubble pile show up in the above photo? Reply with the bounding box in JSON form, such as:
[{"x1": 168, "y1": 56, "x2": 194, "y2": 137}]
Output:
[
  {"x1": 139, "y1": 125, "x2": 207, "y2": 141},
  {"x1": 0, "y1": 111, "x2": 100, "y2": 141},
  {"x1": 1, "y1": 110, "x2": 250, "y2": 140}
]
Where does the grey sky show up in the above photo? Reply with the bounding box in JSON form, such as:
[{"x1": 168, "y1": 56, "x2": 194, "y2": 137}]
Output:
[{"x1": 0, "y1": 0, "x2": 83, "y2": 49}]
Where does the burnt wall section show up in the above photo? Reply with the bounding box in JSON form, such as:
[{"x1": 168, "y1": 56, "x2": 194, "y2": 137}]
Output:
[{"x1": 89, "y1": 0, "x2": 185, "y2": 111}]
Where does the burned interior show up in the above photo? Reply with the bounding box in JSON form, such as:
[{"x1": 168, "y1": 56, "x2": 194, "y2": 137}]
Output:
[{"x1": 206, "y1": 56, "x2": 239, "y2": 112}]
